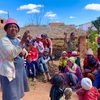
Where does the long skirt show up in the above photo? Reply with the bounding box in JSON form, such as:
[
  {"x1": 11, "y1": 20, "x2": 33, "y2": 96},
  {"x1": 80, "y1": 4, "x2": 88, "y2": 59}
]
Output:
[{"x1": 0, "y1": 65, "x2": 29, "y2": 100}]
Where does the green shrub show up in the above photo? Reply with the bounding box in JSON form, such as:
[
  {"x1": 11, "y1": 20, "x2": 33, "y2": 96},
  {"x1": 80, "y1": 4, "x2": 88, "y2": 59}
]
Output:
[{"x1": 86, "y1": 30, "x2": 98, "y2": 56}]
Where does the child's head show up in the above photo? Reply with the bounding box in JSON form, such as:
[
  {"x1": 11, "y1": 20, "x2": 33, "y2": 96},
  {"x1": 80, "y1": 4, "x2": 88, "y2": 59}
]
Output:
[
  {"x1": 67, "y1": 57, "x2": 75, "y2": 67},
  {"x1": 64, "y1": 88, "x2": 72, "y2": 100},
  {"x1": 43, "y1": 48, "x2": 49, "y2": 56},
  {"x1": 51, "y1": 74, "x2": 64, "y2": 87},
  {"x1": 81, "y1": 77, "x2": 92, "y2": 90},
  {"x1": 36, "y1": 34, "x2": 41, "y2": 42},
  {"x1": 86, "y1": 48, "x2": 94, "y2": 58},
  {"x1": 61, "y1": 51, "x2": 67, "y2": 58},
  {"x1": 72, "y1": 51, "x2": 79, "y2": 57}
]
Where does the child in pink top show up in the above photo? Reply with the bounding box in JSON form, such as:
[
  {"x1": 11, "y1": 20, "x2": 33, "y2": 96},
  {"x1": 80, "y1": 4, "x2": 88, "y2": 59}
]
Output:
[{"x1": 76, "y1": 78, "x2": 100, "y2": 100}]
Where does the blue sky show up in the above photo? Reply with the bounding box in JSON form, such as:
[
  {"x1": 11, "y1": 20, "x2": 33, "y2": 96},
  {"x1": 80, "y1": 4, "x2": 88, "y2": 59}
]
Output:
[{"x1": 0, "y1": 0, "x2": 100, "y2": 27}]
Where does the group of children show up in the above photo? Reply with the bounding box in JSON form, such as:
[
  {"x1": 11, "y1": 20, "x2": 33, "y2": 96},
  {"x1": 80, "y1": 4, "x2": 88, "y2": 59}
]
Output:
[
  {"x1": 17, "y1": 32, "x2": 100, "y2": 100},
  {"x1": 17, "y1": 33, "x2": 53, "y2": 83},
  {"x1": 49, "y1": 48, "x2": 100, "y2": 100}
]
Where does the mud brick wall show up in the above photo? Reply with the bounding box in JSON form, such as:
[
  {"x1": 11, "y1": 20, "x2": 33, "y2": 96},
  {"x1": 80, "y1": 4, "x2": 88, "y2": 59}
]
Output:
[{"x1": 78, "y1": 36, "x2": 86, "y2": 58}]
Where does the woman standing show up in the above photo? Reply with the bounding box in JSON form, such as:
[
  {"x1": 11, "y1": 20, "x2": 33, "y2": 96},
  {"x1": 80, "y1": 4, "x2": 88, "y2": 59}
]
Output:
[{"x1": 0, "y1": 18, "x2": 29, "y2": 100}]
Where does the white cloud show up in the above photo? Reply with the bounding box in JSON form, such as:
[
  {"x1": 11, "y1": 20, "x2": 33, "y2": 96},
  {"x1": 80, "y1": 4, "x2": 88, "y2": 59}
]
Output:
[
  {"x1": 27, "y1": 9, "x2": 40, "y2": 14},
  {"x1": 44, "y1": 11, "x2": 57, "y2": 18},
  {"x1": 69, "y1": 16, "x2": 75, "y2": 19},
  {"x1": 85, "y1": 3, "x2": 100, "y2": 11},
  {"x1": 17, "y1": 4, "x2": 44, "y2": 13},
  {"x1": 0, "y1": 10, "x2": 8, "y2": 14}
]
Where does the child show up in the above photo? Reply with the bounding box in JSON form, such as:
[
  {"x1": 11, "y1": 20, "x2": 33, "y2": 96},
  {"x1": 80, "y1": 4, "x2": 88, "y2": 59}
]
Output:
[
  {"x1": 83, "y1": 48, "x2": 99, "y2": 82},
  {"x1": 37, "y1": 48, "x2": 51, "y2": 82},
  {"x1": 71, "y1": 51, "x2": 81, "y2": 68},
  {"x1": 64, "y1": 57, "x2": 83, "y2": 91},
  {"x1": 50, "y1": 74, "x2": 64, "y2": 100},
  {"x1": 60, "y1": 88, "x2": 72, "y2": 100},
  {"x1": 76, "y1": 77, "x2": 100, "y2": 100},
  {"x1": 26, "y1": 53, "x2": 37, "y2": 82},
  {"x1": 58, "y1": 51, "x2": 68, "y2": 73}
]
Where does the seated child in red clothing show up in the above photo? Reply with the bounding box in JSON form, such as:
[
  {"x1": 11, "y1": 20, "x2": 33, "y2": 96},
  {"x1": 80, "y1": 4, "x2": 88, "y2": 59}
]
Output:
[
  {"x1": 26, "y1": 54, "x2": 37, "y2": 82},
  {"x1": 83, "y1": 48, "x2": 99, "y2": 82},
  {"x1": 76, "y1": 77, "x2": 100, "y2": 100}
]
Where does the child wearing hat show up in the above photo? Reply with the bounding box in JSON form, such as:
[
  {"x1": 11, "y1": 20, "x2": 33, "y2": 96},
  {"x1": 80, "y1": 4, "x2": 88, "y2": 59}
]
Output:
[
  {"x1": 34, "y1": 34, "x2": 44, "y2": 54},
  {"x1": 71, "y1": 51, "x2": 81, "y2": 68},
  {"x1": 64, "y1": 57, "x2": 83, "y2": 91},
  {"x1": 58, "y1": 51, "x2": 68, "y2": 73},
  {"x1": 76, "y1": 77, "x2": 100, "y2": 100},
  {"x1": 83, "y1": 48, "x2": 99, "y2": 82},
  {"x1": 37, "y1": 48, "x2": 51, "y2": 82}
]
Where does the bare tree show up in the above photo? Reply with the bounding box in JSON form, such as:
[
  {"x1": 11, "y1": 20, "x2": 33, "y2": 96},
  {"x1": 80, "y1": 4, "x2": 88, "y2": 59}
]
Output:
[{"x1": 26, "y1": 11, "x2": 49, "y2": 26}]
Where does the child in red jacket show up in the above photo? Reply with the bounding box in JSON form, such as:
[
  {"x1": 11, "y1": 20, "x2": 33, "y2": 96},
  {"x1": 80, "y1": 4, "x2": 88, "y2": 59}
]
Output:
[{"x1": 76, "y1": 77, "x2": 100, "y2": 100}]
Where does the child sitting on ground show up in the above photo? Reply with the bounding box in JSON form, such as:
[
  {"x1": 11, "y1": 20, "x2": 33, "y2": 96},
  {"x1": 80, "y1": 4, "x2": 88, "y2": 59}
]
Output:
[
  {"x1": 60, "y1": 88, "x2": 72, "y2": 100},
  {"x1": 71, "y1": 51, "x2": 81, "y2": 68},
  {"x1": 64, "y1": 57, "x2": 83, "y2": 91},
  {"x1": 76, "y1": 77, "x2": 100, "y2": 100},
  {"x1": 37, "y1": 48, "x2": 51, "y2": 82},
  {"x1": 26, "y1": 53, "x2": 37, "y2": 82},
  {"x1": 83, "y1": 48, "x2": 99, "y2": 82},
  {"x1": 58, "y1": 51, "x2": 68, "y2": 73}
]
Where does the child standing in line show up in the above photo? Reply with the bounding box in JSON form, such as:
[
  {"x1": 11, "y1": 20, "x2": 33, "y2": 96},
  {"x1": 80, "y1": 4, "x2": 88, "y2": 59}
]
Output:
[
  {"x1": 76, "y1": 77, "x2": 100, "y2": 100},
  {"x1": 37, "y1": 48, "x2": 51, "y2": 82},
  {"x1": 58, "y1": 51, "x2": 68, "y2": 73}
]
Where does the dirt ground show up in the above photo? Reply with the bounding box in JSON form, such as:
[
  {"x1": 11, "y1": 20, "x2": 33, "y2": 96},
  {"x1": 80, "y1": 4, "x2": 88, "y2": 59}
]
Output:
[
  {"x1": 0, "y1": 81, "x2": 78, "y2": 100},
  {"x1": 21, "y1": 81, "x2": 78, "y2": 100},
  {"x1": 0, "y1": 61, "x2": 78, "y2": 100}
]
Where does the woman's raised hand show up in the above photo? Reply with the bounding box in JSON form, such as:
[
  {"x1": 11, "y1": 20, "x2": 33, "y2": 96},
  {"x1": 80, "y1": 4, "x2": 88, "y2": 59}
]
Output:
[{"x1": 21, "y1": 30, "x2": 30, "y2": 45}]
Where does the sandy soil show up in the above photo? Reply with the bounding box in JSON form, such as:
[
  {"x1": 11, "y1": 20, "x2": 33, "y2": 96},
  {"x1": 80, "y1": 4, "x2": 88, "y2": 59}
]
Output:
[
  {"x1": 0, "y1": 81, "x2": 78, "y2": 100},
  {"x1": 22, "y1": 81, "x2": 78, "y2": 100},
  {"x1": 0, "y1": 61, "x2": 78, "y2": 100}
]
